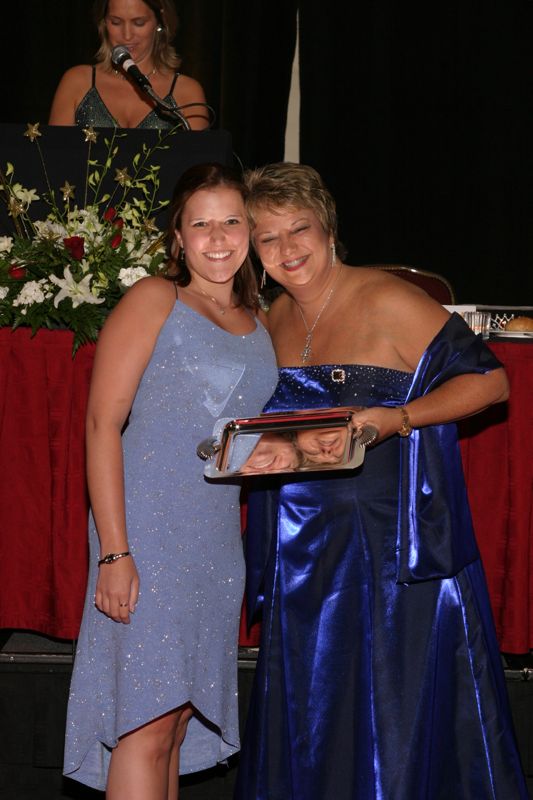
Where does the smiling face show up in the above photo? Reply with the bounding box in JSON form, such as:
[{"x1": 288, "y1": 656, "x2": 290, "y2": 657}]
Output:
[
  {"x1": 252, "y1": 205, "x2": 333, "y2": 291},
  {"x1": 105, "y1": 0, "x2": 159, "y2": 65},
  {"x1": 295, "y1": 427, "x2": 349, "y2": 465},
  {"x1": 240, "y1": 433, "x2": 300, "y2": 473},
  {"x1": 175, "y1": 187, "x2": 250, "y2": 290}
]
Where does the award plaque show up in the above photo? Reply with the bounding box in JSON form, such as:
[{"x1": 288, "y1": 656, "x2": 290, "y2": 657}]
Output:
[{"x1": 197, "y1": 408, "x2": 378, "y2": 478}]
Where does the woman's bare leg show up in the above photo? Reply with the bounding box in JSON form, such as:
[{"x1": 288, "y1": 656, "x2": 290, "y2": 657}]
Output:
[
  {"x1": 106, "y1": 705, "x2": 193, "y2": 800},
  {"x1": 167, "y1": 704, "x2": 194, "y2": 800}
]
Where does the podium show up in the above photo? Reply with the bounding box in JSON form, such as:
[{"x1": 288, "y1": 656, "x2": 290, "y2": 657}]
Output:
[{"x1": 0, "y1": 123, "x2": 234, "y2": 232}]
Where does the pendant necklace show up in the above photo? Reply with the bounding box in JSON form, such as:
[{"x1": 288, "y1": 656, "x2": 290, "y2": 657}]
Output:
[
  {"x1": 294, "y1": 263, "x2": 341, "y2": 365},
  {"x1": 198, "y1": 288, "x2": 235, "y2": 315}
]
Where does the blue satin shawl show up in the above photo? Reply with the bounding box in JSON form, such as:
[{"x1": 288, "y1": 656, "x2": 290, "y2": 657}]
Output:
[{"x1": 397, "y1": 312, "x2": 502, "y2": 582}]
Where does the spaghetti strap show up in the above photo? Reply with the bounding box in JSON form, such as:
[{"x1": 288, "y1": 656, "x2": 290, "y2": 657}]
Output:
[
  {"x1": 169, "y1": 71, "x2": 180, "y2": 95},
  {"x1": 91, "y1": 65, "x2": 96, "y2": 88},
  {"x1": 163, "y1": 275, "x2": 179, "y2": 298}
]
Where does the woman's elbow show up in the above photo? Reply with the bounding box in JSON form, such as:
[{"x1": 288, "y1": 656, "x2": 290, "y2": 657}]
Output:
[{"x1": 489, "y1": 367, "x2": 510, "y2": 404}]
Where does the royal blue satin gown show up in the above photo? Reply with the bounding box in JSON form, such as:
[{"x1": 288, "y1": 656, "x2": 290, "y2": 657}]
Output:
[{"x1": 235, "y1": 315, "x2": 528, "y2": 800}]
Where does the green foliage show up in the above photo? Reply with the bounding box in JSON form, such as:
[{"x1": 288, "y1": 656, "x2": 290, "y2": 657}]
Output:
[{"x1": 0, "y1": 124, "x2": 176, "y2": 354}]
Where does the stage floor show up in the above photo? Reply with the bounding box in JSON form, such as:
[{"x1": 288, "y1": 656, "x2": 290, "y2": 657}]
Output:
[{"x1": 0, "y1": 632, "x2": 532, "y2": 799}]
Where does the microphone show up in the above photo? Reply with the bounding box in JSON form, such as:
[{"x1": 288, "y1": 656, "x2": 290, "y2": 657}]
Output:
[
  {"x1": 110, "y1": 44, "x2": 192, "y2": 130},
  {"x1": 111, "y1": 45, "x2": 153, "y2": 92}
]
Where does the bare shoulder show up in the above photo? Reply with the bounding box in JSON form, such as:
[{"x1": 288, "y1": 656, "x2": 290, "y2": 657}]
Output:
[
  {"x1": 49, "y1": 65, "x2": 94, "y2": 124},
  {"x1": 172, "y1": 73, "x2": 208, "y2": 129},
  {"x1": 174, "y1": 73, "x2": 206, "y2": 102},
  {"x1": 99, "y1": 276, "x2": 175, "y2": 337},
  {"x1": 57, "y1": 64, "x2": 93, "y2": 91},
  {"x1": 347, "y1": 265, "x2": 449, "y2": 322},
  {"x1": 265, "y1": 292, "x2": 292, "y2": 334},
  {"x1": 341, "y1": 265, "x2": 451, "y2": 368},
  {"x1": 113, "y1": 275, "x2": 176, "y2": 316}
]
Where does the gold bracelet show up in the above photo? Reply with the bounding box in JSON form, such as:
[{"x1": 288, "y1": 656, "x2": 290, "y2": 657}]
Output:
[{"x1": 397, "y1": 407, "x2": 412, "y2": 437}]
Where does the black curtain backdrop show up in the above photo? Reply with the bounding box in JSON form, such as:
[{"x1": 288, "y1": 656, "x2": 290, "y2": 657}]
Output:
[
  {"x1": 299, "y1": 1, "x2": 533, "y2": 304},
  {"x1": 1, "y1": 1, "x2": 531, "y2": 303}
]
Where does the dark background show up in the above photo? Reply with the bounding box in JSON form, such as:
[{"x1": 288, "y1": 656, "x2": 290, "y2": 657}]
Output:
[{"x1": 1, "y1": 0, "x2": 532, "y2": 303}]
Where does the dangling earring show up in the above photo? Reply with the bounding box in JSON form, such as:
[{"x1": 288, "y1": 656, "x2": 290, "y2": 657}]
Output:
[
  {"x1": 260, "y1": 268, "x2": 267, "y2": 289},
  {"x1": 156, "y1": 24, "x2": 163, "y2": 32},
  {"x1": 179, "y1": 247, "x2": 186, "y2": 264},
  {"x1": 330, "y1": 242, "x2": 336, "y2": 268}
]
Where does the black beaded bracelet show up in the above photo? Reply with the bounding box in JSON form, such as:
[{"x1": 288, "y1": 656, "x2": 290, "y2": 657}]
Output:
[{"x1": 98, "y1": 551, "x2": 131, "y2": 566}]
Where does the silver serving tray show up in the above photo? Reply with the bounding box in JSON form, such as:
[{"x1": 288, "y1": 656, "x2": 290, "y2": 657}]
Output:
[{"x1": 197, "y1": 407, "x2": 378, "y2": 478}]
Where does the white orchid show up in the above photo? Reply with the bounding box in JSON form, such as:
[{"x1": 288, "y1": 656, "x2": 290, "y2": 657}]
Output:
[
  {"x1": 0, "y1": 236, "x2": 13, "y2": 253},
  {"x1": 33, "y1": 220, "x2": 67, "y2": 241},
  {"x1": 60, "y1": 209, "x2": 106, "y2": 248},
  {"x1": 11, "y1": 183, "x2": 39, "y2": 209},
  {"x1": 0, "y1": 286, "x2": 9, "y2": 300},
  {"x1": 50, "y1": 267, "x2": 105, "y2": 309}
]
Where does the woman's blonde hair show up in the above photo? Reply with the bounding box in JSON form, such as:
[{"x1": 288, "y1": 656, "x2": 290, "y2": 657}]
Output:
[
  {"x1": 244, "y1": 162, "x2": 346, "y2": 259},
  {"x1": 93, "y1": 0, "x2": 181, "y2": 72}
]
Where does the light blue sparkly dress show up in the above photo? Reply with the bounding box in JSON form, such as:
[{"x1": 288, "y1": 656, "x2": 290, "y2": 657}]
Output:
[{"x1": 63, "y1": 300, "x2": 278, "y2": 791}]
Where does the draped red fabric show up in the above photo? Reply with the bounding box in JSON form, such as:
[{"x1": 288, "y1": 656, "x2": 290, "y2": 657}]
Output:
[
  {"x1": 0, "y1": 328, "x2": 95, "y2": 639},
  {"x1": 0, "y1": 330, "x2": 532, "y2": 653},
  {"x1": 459, "y1": 341, "x2": 533, "y2": 654}
]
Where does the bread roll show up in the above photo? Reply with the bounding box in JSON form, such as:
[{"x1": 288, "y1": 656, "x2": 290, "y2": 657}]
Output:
[{"x1": 505, "y1": 315, "x2": 533, "y2": 332}]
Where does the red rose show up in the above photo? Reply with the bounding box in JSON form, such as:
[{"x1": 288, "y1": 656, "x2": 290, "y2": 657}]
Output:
[
  {"x1": 63, "y1": 236, "x2": 85, "y2": 260},
  {"x1": 110, "y1": 232, "x2": 122, "y2": 249},
  {"x1": 103, "y1": 207, "x2": 117, "y2": 222},
  {"x1": 113, "y1": 217, "x2": 124, "y2": 230},
  {"x1": 8, "y1": 264, "x2": 26, "y2": 279}
]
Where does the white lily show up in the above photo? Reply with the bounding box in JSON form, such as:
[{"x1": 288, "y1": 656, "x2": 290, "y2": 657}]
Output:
[{"x1": 50, "y1": 266, "x2": 105, "y2": 309}]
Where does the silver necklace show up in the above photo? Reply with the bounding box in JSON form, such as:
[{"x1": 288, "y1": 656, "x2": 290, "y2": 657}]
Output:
[
  {"x1": 113, "y1": 67, "x2": 157, "y2": 80},
  {"x1": 295, "y1": 265, "x2": 341, "y2": 364}
]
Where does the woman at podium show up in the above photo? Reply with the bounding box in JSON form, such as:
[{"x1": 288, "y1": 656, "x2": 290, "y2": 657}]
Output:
[{"x1": 49, "y1": 0, "x2": 208, "y2": 130}]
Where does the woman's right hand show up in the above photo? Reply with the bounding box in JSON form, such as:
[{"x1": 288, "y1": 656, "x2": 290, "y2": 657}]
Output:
[
  {"x1": 95, "y1": 556, "x2": 139, "y2": 624},
  {"x1": 351, "y1": 406, "x2": 407, "y2": 444}
]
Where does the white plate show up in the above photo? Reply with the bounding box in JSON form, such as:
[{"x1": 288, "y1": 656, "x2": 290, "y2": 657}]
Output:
[{"x1": 491, "y1": 330, "x2": 533, "y2": 338}]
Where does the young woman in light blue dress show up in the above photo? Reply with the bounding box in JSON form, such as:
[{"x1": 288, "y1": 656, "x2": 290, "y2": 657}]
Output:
[{"x1": 63, "y1": 163, "x2": 278, "y2": 799}]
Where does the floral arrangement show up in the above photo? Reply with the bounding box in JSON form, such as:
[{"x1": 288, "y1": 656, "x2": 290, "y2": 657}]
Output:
[{"x1": 0, "y1": 123, "x2": 173, "y2": 352}]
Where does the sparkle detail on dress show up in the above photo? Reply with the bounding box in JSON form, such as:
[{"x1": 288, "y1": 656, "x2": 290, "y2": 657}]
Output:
[{"x1": 63, "y1": 301, "x2": 278, "y2": 791}]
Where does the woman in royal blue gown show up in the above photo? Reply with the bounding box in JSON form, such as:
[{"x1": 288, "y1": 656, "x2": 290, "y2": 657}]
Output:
[{"x1": 234, "y1": 162, "x2": 528, "y2": 799}]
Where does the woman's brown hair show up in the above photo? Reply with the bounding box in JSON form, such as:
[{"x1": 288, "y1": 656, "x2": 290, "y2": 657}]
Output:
[{"x1": 165, "y1": 163, "x2": 259, "y2": 311}]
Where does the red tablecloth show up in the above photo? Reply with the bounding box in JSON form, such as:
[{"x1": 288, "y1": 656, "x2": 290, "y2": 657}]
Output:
[
  {"x1": 459, "y1": 340, "x2": 533, "y2": 653},
  {"x1": 0, "y1": 329, "x2": 532, "y2": 652},
  {"x1": 0, "y1": 328, "x2": 95, "y2": 639}
]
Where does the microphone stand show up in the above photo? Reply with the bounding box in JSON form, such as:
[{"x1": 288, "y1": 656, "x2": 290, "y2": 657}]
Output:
[
  {"x1": 111, "y1": 47, "x2": 214, "y2": 130},
  {"x1": 143, "y1": 86, "x2": 191, "y2": 131}
]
